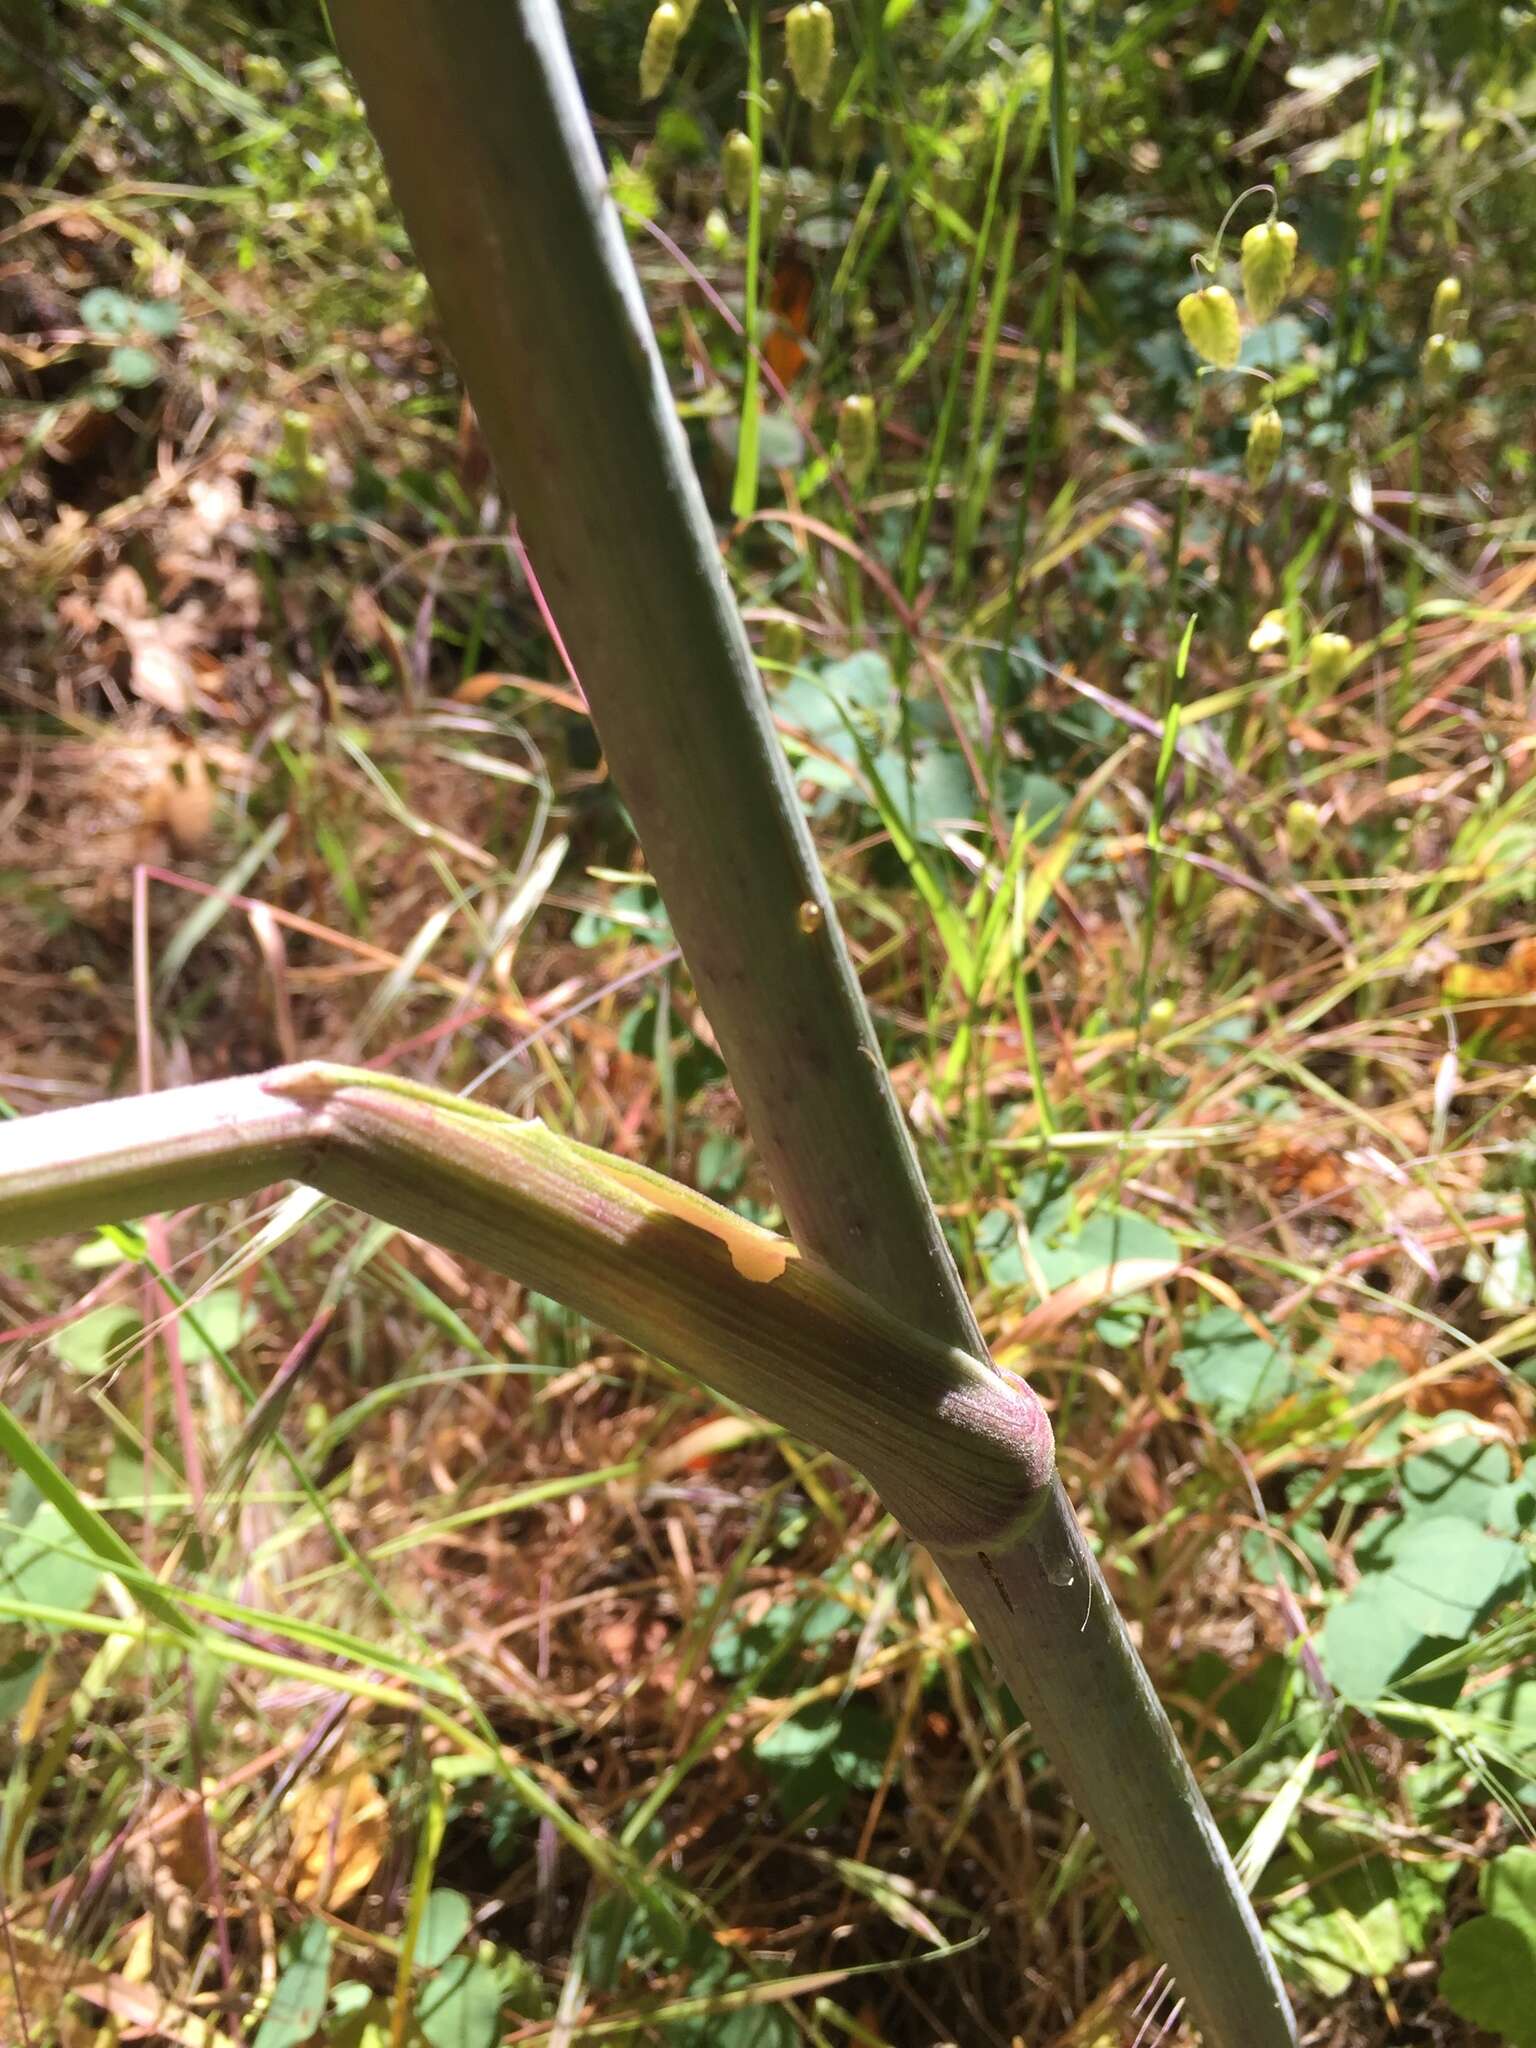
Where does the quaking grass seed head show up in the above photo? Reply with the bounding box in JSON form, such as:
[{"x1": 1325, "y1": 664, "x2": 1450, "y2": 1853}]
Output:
[
  {"x1": 1422, "y1": 331, "x2": 1456, "y2": 395},
  {"x1": 763, "y1": 616, "x2": 804, "y2": 668},
  {"x1": 1239, "y1": 218, "x2": 1297, "y2": 324},
  {"x1": 1285, "y1": 798, "x2": 1323, "y2": 854},
  {"x1": 639, "y1": 2, "x2": 682, "y2": 100},
  {"x1": 1245, "y1": 403, "x2": 1283, "y2": 489},
  {"x1": 1146, "y1": 996, "x2": 1177, "y2": 1035},
  {"x1": 1430, "y1": 275, "x2": 1462, "y2": 332},
  {"x1": 1307, "y1": 631, "x2": 1353, "y2": 695},
  {"x1": 1177, "y1": 283, "x2": 1241, "y2": 370},
  {"x1": 785, "y1": 2, "x2": 836, "y2": 108},
  {"x1": 1248, "y1": 608, "x2": 1288, "y2": 654},
  {"x1": 722, "y1": 128, "x2": 755, "y2": 212},
  {"x1": 837, "y1": 393, "x2": 877, "y2": 487}
]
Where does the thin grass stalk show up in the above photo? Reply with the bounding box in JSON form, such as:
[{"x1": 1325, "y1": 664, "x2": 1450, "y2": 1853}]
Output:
[{"x1": 322, "y1": 6, "x2": 1292, "y2": 2040}]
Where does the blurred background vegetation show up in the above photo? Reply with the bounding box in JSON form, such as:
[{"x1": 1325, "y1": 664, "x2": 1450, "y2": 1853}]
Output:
[{"x1": 2, "y1": 1, "x2": 1536, "y2": 2043}]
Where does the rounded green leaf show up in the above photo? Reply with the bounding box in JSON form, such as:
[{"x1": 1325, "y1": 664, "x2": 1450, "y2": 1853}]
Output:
[
  {"x1": 254, "y1": 1920, "x2": 332, "y2": 2048},
  {"x1": 416, "y1": 1888, "x2": 472, "y2": 1969},
  {"x1": 1441, "y1": 1915, "x2": 1536, "y2": 2046},
  {"x1": 108, "y1": 345, "x2": 161, "y2": 389},
  {"x1": 418, "y1": 1955, "x2": 503, "y2": 2048}
]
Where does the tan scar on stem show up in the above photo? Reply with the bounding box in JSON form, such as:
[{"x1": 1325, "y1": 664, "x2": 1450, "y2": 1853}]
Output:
[{"x1": 599, "y1": 1155, "x2": 799, "y2": 1284}]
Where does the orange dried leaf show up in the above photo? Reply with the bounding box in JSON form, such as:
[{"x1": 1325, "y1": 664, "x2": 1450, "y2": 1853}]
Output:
[
  {"x1": 764, "y1": 253, "x2": 815, "y2": 385},
  {"x1": 283, "y1": 1748, "x2": 388, "y2": 1908},
  {"x1": 1442, "y1": 937, "x2": 1536, "y2": 1047}
]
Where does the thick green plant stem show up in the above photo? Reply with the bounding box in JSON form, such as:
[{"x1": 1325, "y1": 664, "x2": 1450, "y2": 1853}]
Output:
[
  {"x1": 330, "y1": 5, "x2": 1294, "y2": 2041},
  {"x1": 0, "y1": 1065, "x2": 1050, "y2": 1554}
]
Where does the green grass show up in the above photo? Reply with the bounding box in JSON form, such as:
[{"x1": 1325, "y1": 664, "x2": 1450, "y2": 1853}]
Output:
[{"x1": 1, "y1": 0, "x2": 1535, "y2": 2042}]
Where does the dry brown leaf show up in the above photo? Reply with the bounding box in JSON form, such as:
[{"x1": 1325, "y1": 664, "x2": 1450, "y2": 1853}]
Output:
[
  {"x1": 96, "y1": 564, "x2": 225, "y2": 710},
  {"x1": 453, "y1": 669, "x2": 587, "y2": 714},
  {"x1": 643, "y1": 1413, "x2": 781, "y2": 1482},
  {"x1": 162, "y1": 747, "x2": 216, "y2": 851},
  {"x1": 1264, "y1": 1139, "x2": 1350, "y2": 1207},
  {"x1": 283, "y1": 1746, "x2": 388, "y2": 1908},
  {"x1": 1332, "y1": 1311, "x2": 1430, "y2": 1377},
  {"x1": 1443, "y1": 936, "x2": 1536, "y2": 1049}
]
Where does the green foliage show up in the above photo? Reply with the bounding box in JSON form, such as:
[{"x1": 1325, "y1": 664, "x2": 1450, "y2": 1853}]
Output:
[
  {"x1": 754, "y1": 1696, "x2": 890, "y2": 1826},
  {"x1": 417, "y1": 1953, "x2": 504, "y2": 2048},
  {"x1": 1441, "y1": 1848, "x2": 1536, "y2": 2045},
  {"x1": 1321, "y1": 1517, "x2": 1530, "y2": 1707},
  {"x1": 1267, "y1": 1815, "x2": 1454, "y2": 1997},
  {"x1": 254, "y1": 1919, "x2": 333, "y2": 2048},
  {"x1": 5, "y1": 0, "x2": 1536, "y2": 2040},
  {"x1": 980, "y1": 1171, "x2": 1179, "y2": 1346},
  {"x1": 416, "y1": 1888, "x2": 472, "y2": 1968},
  {"x1": 1172, "y1": 1309, "x2": 1301, "y2": 1426},
  {"x1": 0, "y1": 1489, "x2": 103, "y2": 1614}
]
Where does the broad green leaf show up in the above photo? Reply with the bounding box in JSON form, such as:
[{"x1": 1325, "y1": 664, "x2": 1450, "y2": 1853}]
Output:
[
  {"x1": 79, "y1": 286, "x2": 136, "y2": 334},
  {"x1": 254, "y1": 1919, "x2": 332, "y2": 2048},
  {"x1": 1320, "y1": 1519, "x2": 1528, "y2": 1705},
  {"x1": 1172, "y1": 1308, "x2": 1295, "y2": 1425},
  {"x1": 418, "y1": 1955, "x2": 502, "y2": 2048},
  {"x1": 1238, "y1": 316, "x2": 1307, "y2": 370},
  {"x1": 708, "y1": 2002, "x2": 797, "y2": 2048},
  {"x1": 1268, "y1": 1832, "x2": 1452, "y2": 1998},
  {"x1": 175, "y1": 1286, "x2": 257, "y2": 1364},
  {"x1": 0, "y1": 1405, "x2": 191, "y2": 1639},
  {"x1": 1486, "y1": 1846, "x2": 1536, "y2": 1943},
  {"x1": 1372, "y1": 1517, "x2": 1528, "y2": 1637},
  {"x1": 755, "y1": 1699, "x2": 889, "y2": 1827},
  {"x1": 108, "y1": 344, "x2": 160, "y2": 388},
  {"x1": 1318, "y1": 1580, "x2": 1431, "y2": 1707},
  {"x1": 50, "y1": 1303, "x2": 141, "y2": 1374},
  {"x1": 136, "y1": 296, "x2": 183, "y2": 338},
  {"x1": 1400, "y1": 1420, "x2": 1520, "y2": 1528},
  {"x1": 416, "y1": 1888, "x2": 472, "y2": 1969},
  {"x1": 0, "y1": 1502, "x2": 103, "y2": 1614},
  {"x1": 0, "y1": 1648, "x2": 46, "y2": 1721},
  {"x1": 755, "y1": 1702, "x2": 842, "y2": 1769},
  {"x1": 1442, "y1": 1914, "x2": 1536, "y2": 2047}
]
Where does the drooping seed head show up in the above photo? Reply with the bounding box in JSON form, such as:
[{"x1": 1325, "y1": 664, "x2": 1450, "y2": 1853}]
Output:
[
  {"x1": 1146, "y1": 996, "x2": 1177, "y2": 1035},
  {"x1": 722, "y1": 129, "x2": 755, "y2": 212},
  {"x1": 1248, "y1": 608, "x2": 1289, "y2": 654},
  {"x1": 1245, "y1": 402, "x2": 1284, "y2": 489},
  {"x1": 639, "y1": 2, "x2": 682, "y2": 101},
  {"x1": 786, "y1": 2, "x2": 836, "y2": 108},
  {"x1": 1240, "y1": 218, "x2": 1297, "y2": 324},
  {"x1": 1430, "y1": 275, "x2": 1462, "y2": 332},
  {"x1": 1177, "y1": 283, "x2": 1241, "y2": 370},
  {"x1": 763, "y1": 616, "x2": 804, "y2": 668},
  {"x1": 1307, "y1": 631, "x2": 1353, "y2": 695},
  {"x1": 757, "y1": 166, "x2": 788, "y2": 237},
  {"x1": 1285, "y1": 798, "x2": 1322, "y2": 854},
  {"x1": 833, "y1": 104, "x2": 865, "y2": 161},
  {"x1": 1421, "y1": 330, "x2": 1456, "y2": 395},
  {"x1": 837, "y1": 392, "x2": 877, "y2": 487}
]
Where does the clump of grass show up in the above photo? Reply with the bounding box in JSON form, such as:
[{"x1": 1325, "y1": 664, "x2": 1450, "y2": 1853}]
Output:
[{"x1": 2, "y1": 2, "x2": 1535, "y2": 2044}]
